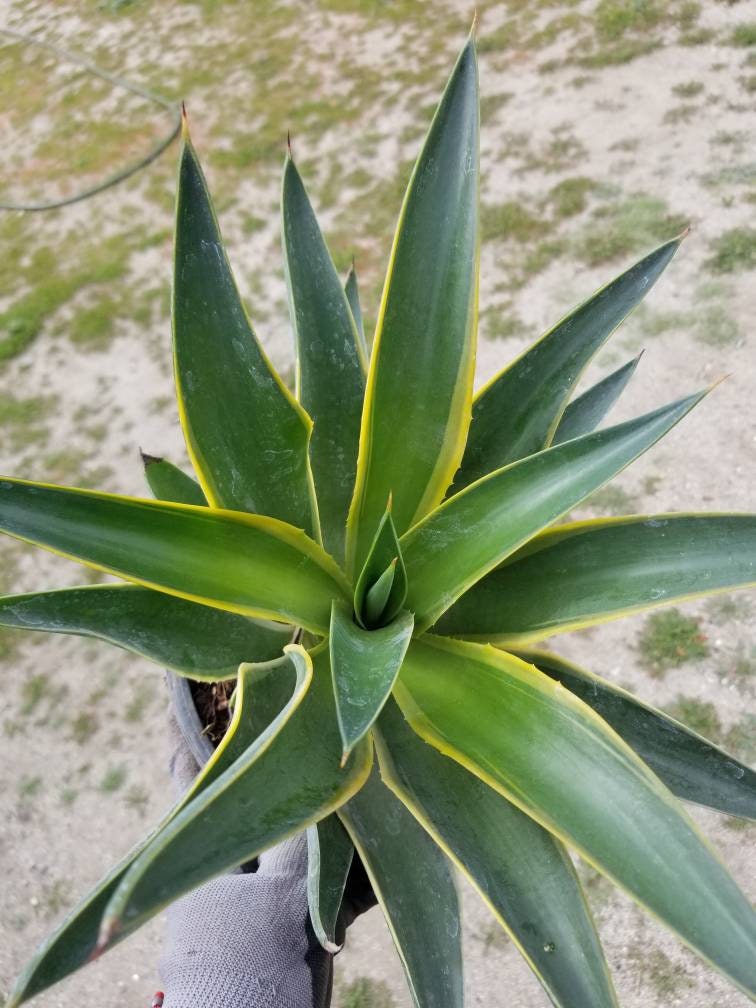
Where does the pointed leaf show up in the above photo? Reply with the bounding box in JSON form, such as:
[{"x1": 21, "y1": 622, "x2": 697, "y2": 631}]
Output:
[
  {"x1": 553, "y1": 352, "x2": 643, "y2": 445},
  {"x1": 340, "y1": 765, "x2": 463, "y2": 1008},
  {"x1": 99, "y1": 644, "x2": 372, "y2": 944},
  {"x1": 354, "y1": 502, "x2": 407, "y2": 629},
  {"x1": 376, "y1": 698, "x2": 618, "y2": 1008},
  {"x1": 437, "y1": 514, "x2": 756, "y2": 642},
  {"x1": 141, "y1": 453, "x2": 206, "y2": 506},
  {"x1": 174, "y1": 130, "x2": 316, "y2": 532},
  {"x1": 0, "y1": 584, "x2": 290, "y2": 680},
  {"x1": 346, "y1": 38, "x2": 479, "y2": 575},
  {"x1": 8, "y1": 648, "x2": 296, "y2": 1007},
  {"x1": 306, "y1": 816, "x2": 354, "y2": 953},
  {"x1": 0, "y1": 479, "x2": 348, "y2": 633},
  {"x1": 403, "y1": 391, "x2": 706, "y2": 632},
  {"x1": 345, "y1": 262, "x2": 367, "y2": 361},
  {"x1": 282, "y1": 156, "x2": 366, "y2": 561},
  {"x1": 454, "y1": 236, "x2": 682, "y2": 489},
  {"x1": 363, "y1": 559, "x2": 397, "y2": 627},
  {"x1": 517, "y1": 649, "x2": 756, "y2": 820},
  {"x1": 395, "y1": 636, "x2": 756, "y2": 997},
  {"x1": 330, "y1": 600, "x2": 413, "y2": 761}
]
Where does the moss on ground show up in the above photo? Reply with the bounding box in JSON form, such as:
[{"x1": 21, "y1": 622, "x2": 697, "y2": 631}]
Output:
[
  {"x1": 638, "y1": 609, "x2": 708, "y2": 675},
  {"x1": 705, "y1": 228, "x2": 756, "y2": 273}
]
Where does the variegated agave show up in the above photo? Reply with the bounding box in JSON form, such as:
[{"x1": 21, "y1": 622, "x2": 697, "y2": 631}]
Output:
[{"x1": 3, "y1": 35, "x2": 756, "y2": 1008}]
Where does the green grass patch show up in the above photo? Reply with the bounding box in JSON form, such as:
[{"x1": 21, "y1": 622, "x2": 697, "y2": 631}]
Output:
[
  {"x1": 705, "y1": 594, "x2": 752, "y2": 622},
  {"x1": 575, "y1": 194, "x2": 687, "y2": 266},
  {"x1": 586, "y1": 484, "x2": 637, "y2": 515},
  {"x1": 671, "y1": 81, "x2": 704, "y2": 99},
  {"x1": 68, "y1": 297, "x2": 119, "y2": 350},
  {"x1": 731, "y1": 23, "x2": 756, "y2": 47},
  {"x1": 0, "y1": 238, "x2": 131, "y2": 362},
  {"x1": 667, "y1": 696, "x2": 722, "y2": 741},
  {"x1": 695, "y1": 305, "x2": 738, "y2": 347},
  {"x1": 705, "y1": 227, "x2": 756, "y2": 273},
  {"x1": 626, "y1": 943, "x2": 694, "y2": 998},
  {"x1": 595, "y1": 0, "x2": 663, "y2": 41},
  {"x1": 99, "y1": 765, "x2": 127, "y2": 792},
  {"x1": 548, "y1": 177, "x2": 598, "y2": 218},
  {"x1": 638, "y1": 609, "x2": 708, "y2": 675},
  {"x1": 339, "y1": 978, "x2": 396, "y2": 1008},
  {"x1": 481, "y1": 201, "x2": 542, "y2": 243}
]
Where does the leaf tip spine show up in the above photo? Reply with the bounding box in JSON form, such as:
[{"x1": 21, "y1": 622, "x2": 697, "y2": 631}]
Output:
[
  {"x1": 180, "y1": 101, "x2": 190, "y2": 141},
  {"x1": 139, "y1": 448, "x2": 163, "y2": 468}
]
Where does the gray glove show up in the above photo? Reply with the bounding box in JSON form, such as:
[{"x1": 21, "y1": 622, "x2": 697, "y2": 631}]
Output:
[{"x1": 158, "y1": 708, "x2": 333, "y2": 1008}]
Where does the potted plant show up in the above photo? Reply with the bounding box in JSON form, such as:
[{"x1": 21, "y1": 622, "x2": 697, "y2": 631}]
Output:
[{"x1": 1, "y1": 33, "x2": 755, "y2": 1008}]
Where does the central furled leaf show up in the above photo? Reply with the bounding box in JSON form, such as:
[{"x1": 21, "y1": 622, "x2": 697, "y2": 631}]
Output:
[
  {"x1": 353, "y1": 499, "x2": 407, "y2": 629},
  {"x1": 346, "y1": 37, "x2": 480, "y2": 575}
]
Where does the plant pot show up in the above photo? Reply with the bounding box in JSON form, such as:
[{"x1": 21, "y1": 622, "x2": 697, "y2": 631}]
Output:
[{"x1": 166, "y1": 671, "x2": 214, "y2": 767}]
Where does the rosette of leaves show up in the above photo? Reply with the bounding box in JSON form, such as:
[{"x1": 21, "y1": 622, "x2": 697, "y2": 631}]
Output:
[{"x1": 2, "y1": 35, "x2": 756, "y2": 1008}]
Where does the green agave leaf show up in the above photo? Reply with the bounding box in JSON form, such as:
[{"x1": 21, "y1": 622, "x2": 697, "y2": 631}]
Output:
[
  {"x1": 99, "y1": 644, "x2": 372, "y2": 945},
  {"x1": 141, "y1": 452, "x2": 206, "y2": 505},
  {"x1": 376, "y1": 699, "x2": 618, "y2": 1008},
  {"x1": 454, "y1": 235, "x2": 683, "y2": 490},
  {"x1": 353, "y1": 500, "x2": 407, "y2": 629},
  {"x1": 329, "y1": 600, "x2": 413, "y2": 762},
  {"x1": 437, "y1": 514, "x2": 756, "y2": 642},
  {"x1": 175, "y1": 127, "x2": 317, "y2": 534},
  {"x1": 552, "y1": 352, "x2": 643, "y2": 445},
  {"x1": 0, "y1": 479, "x2": 348, "y2": 633},
  {"x1": 395, "y1": 637, "x2": 756, "y2": 996},
  {"x1": 346, "y1": 37, "x2": 479, "y2": 576},
  {"x1": 345, "y1": 261, "x2": 367, "y2": 361},
  {"x1": 403, "y1": 391, "x2": 706, "y2": 632},
  {"x1": 0, "y1": 584, "x2": 290, "y2": 680},
  {"x1": 282, "y1": 155, "x2": 366, "y2": 562},
  {"x1": 363, "y1": 559, "x2": 397, "y2": 627},
  {"x1": 306, "y1": 815, "x2": 354, "y2": 953},
  {"x1": 517, "y1": 649, "x2": 756, "y2": 820},
  {"x1": 7, "y1": 649, "x2": 296, "y2": 1007},
  {"x1": 340, "y1": 764, "x2": 463, "y2": 1008}
]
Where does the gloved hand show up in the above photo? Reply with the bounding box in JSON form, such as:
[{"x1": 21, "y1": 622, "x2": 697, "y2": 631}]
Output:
[{"x1": 158, "y1": 702, "x2": 373, "y2": 1008}]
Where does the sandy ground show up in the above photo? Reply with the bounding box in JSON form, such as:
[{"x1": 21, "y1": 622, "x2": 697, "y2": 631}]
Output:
[{"x1": 0, "y1": 1, "x2": 754, "y2": 1006}]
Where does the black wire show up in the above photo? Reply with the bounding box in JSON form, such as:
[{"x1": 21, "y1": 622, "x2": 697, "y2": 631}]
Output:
[{"x1": 0, "y1": 27, "x2": 181, "y2": 212}]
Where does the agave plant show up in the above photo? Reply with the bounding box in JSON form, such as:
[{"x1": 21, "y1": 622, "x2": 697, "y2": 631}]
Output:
[{"x1": 2, "y1": 34, "x2": 755, "y2": 1008}]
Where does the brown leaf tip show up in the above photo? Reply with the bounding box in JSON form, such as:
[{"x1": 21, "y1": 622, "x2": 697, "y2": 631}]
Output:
[{"x1": 140, "y1": 449, "x2": 163, "y2": 468}]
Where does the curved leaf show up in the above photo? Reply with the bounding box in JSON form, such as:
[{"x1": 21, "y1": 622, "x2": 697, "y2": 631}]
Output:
[
  {"x1": 99, "y1": 644, "x2": 372, "y2": 945},
  {"x1": 553, "y1": 352, "x2": 643, "y2": 445},
  {"x1": 345, "y1": 262, "x2": 367, "y2": 361},
  {"x1": 353, "y1": 500, "x2": 407, "y2": 629},
  {"x1": 345, "y1": 37, "x2": 479, "y2": 575},
  {"x1": 395, "y1": 636, "x2": 756, "y2": 997},
  {"x1": 174, "y1": 128, "x2": 317, "y2": 533},
  {"x1": 7, "y1": 648, "x2": 296, "y2": 1007},
  {"x1": 376, "y1": 698, "x2": 618, "y2": 1008},
  {"x1": 518, "y1": 649, "x2": 756, "y2": 820},
  {"x1": 438, "y1": 514, "x2": 756, "y2": 642},
  {"x1": 340, "y1": 764, "x2": 463, "y2": 1008},
  {"x1": 306, "y1": 815, "x2": 354, "y2": 953},
  {"x1": 0, "y1": 584, "x2": 290, "y2": 680},
  {"x1": 141, "y1": 453, "x2": 206, "y2": 506},
  {"x1": 282, "y1": 156, "x2": 366, "y2": 561},
  {"x1": 403, "y1": 391, "x2": 706, "y2": 632},
  {"x1": 454, "y1": 236, "x2": 682, "y2": 489},
  {"x1": 330, "y1": 600, "x2": 413, "y2": 762},
  {"x1": 0, "y1": 478, "x2": 348, "y2": 633}
]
